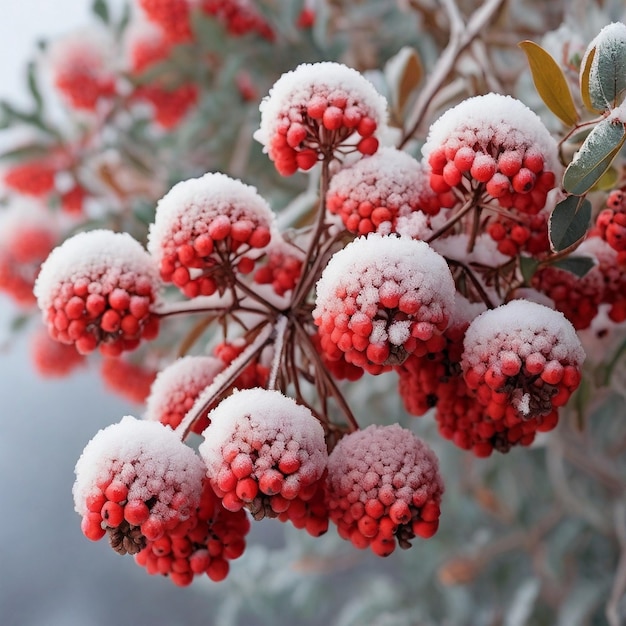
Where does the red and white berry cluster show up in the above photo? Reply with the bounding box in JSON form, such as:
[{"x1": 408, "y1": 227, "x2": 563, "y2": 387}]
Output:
[
  {"x1": 254, "y1": 62, "x2": 388, "y2": 175},
  {"x1": 34, "y1": 230, "x2": 161, "y2": 356},
  {"x1": 148, "y1": 172, "x2": 274, "y2": 298},
  {"x1": 313, "y1": 234, "x2": 456, "y2": 374},
  {"x1": 325, "y1": 424, "x2": 444, "y2": 556},
  {"x1": 199, "y1": 388, "x2": 328, "y2": 520}
]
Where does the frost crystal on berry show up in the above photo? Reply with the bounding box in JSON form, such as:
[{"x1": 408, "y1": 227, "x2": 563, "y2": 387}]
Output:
[
  {"x1": 148, "y1": 172, "x2": 275, "y2": 297},
  {"x1": 198, "y1": 388, "x2": 327, "y2": 520},
  {"x1": 145, "y1": 355, "x2": 225, "y2": 433},
  {"x1": 326, "y1": 424, "x2": 444, "y2": 556},
  {"x1": 73, "y1": 416, "x2": 206, "y2": 554},
  {"x1": 326, "y1": 147, "x2": 441, "y2": 236},
  {"x1": 34, "y1": 229, "x2": 161, "y2": 356},
  {"x1": 254, "y1": 62, "x2": 388, "y2": 175},
  {"x1": 313, "y1": 234, "x2": 455, "y2": 374},
  {"x1": 462, "y1": 299, "x2": 585, "y2": 425}
]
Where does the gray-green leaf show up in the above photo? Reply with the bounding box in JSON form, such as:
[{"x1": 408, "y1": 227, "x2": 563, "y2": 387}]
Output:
[{"x1": 549, "y1": 195, "x2": 592, "y2": 252}]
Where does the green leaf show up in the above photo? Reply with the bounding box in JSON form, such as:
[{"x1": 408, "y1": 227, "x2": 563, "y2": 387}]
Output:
[
  {"x1": 551, "y1": 255, "x2": 596, "y2": 277},
  {"x1": 92, "y1": 0, "x2": 110, "y2": 24},
  {"x1": 27, "y1": 62, "x2": 43, "y2": 114},
  {"x1": 548, "y1": 195, "x2": 592, "y2": 252},
  {"x1": 0, "y1": 142, "x2": 51, "y2": 162},
  {"x1": 519, "y1": 255, "x2": 539, "y2": 284},
  {"x1": 592, "y1": 164, "x2": 619, "y2": 190},
  {"x1": 563, "y1": 118, "x2": 626, "y2": 195},
  {"x1": 595, "y1": 29, "x2": 626, "y2": 107},
  {"x1": 519, "y1": 40, "x2": 578, "y2": 126}
]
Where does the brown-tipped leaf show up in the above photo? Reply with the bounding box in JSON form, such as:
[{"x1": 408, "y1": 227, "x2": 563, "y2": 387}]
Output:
[
  {"x1": 580, "y1": 46, "x2": 601, "y2": 112},
  {"x1": 519, "y1": 40, "x2": 578, "y2": 126},
  {"x1": 385, "y1": 46, "x2": 423, "y2": 117}
]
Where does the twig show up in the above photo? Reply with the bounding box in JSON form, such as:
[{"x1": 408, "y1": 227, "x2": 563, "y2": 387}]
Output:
[{"x1": 399, "y1": 0, "x2": 506, "y2": 148}]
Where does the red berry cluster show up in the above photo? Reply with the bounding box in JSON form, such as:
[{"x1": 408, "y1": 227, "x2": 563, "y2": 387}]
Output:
[
  {"x1": 100, "y1": 356, "x2": 158, "y2": 405},
  {"x1": 199, "y1": 389, "x2": 328, "y2": 520},
  {"x1": 326, "y1": 147, "x2": 442, "y2": 236},
  {"x1": 326, "y1": 424, "x2": 444, "y2": 556},
  {"x1": 313, "y1": 234, "x2": 455, "y2": 374},
  {"x1": 30, "y1": 326, "x2": 85, "y2": 378},
  {"x1": 145, "y1": 355, "x2": 225, "y2": 433},
  {"x1": 256, "y1": 62, "x2": 387, "y2": 175},
  {"x1": 138, "y1": 0, "x2": 193, "y2": 43},
  {"x1": 201, "y1": 0, "x2": 275, "y2": 40},
  {"x1": 253, "y1": 240, "x2": 304, "y2": 297},
  {"x1": 74, "y1": 417, "x2": 207, "y2": 554},
  {"x1": 3, "y1": 161, "x2": 57, "y2": 197},
  {"x1": 148, "y1": 172, "x2": 274, "y2": 298},
  {"x1": 423, "y1": 94, "x2": 559, "y2": 220},
  {"x1": 135, "y1": 478, "x2": 250, "y2": 585},
  {"x1": 461, "y1": 300, "x2": 584, "y2": 428},
  {"x1": 34, "y1": 230, "x2": 161, "y2": 356},
  {"x1": 132, "y1": 83, "x2": 199, "y2": 130},
  {"x1": 593, "y1": 188, "x2": 626, "y2": 262},
  {"x1": 487, "y1": 210, "x2": 550, "y2": 257}
]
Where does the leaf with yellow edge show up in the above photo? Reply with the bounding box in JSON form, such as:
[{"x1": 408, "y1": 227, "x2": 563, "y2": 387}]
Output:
[
  {"x1": 384, "y1": 47, "x2": 423, "y2": 117},
  {"x1": 519, "y1": 40, "x2": 579, "y2": 126},
  {"x1": 580, "y1": 46, "x2": 603, "y2": 113}
]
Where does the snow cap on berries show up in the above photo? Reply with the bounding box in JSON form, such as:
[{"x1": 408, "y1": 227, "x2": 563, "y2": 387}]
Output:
[
  {"x1": 254, "y1": 62, "x2": 388, "y2": 173},
  {"x1": 326, "y1": 147, "x2": 440, "y2": 235},
  {"x1": 145, "y1": 355, "x2": 225, "y2": 433},
  {"x1": 74, "y1": 416, "x2": 206, "y2": 551},
  {"x1": 34, "y1": 229, "x2": 161, "y2": 355},
  {"x1": 422, "y1": 93, "x2": 559, "y2": 172},
  {"x1": 313, "y1": 233, "x2": 455, "y2": 373},
  {"x1": 147, "y1": 172, "x2": 275, "y2": 297},
  {"x1": 199, "y1": 388, "x2": 327, "y2": 519},
  {"x1": 462, "y1": 299, "x2": 585, "y2": 420},
  {"x1": 326, "y1": 423, "x2": 444, "y2": 556}
]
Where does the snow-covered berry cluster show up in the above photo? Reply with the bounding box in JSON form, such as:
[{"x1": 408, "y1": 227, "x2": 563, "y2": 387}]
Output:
[
  {"x1": 326, "y1": 424, "x2": 444, "y2": 556},
  {"x1": 313, "y1": 234, "x2": 456, "y2": 374},
  {"x1": 35, "y1": 230, "x2": 161, "y2": 356},
  {"x1": 199, "y1": 389, "x2": 328, "y2": 520},
  {"x1": 148, "y1": 172, "x2": 274, "y2": 298},
  {"x1": 255, "y1": 62, "x2": 388, "y2": 175}
]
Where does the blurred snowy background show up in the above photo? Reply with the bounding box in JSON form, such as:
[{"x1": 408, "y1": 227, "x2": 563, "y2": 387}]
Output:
[{"x1": 0, "y1": 3, "x2": 248, "y2": 625}]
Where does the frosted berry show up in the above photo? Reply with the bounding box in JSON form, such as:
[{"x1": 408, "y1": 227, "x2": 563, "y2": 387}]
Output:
[
  {"x1": 34, "y1": 230, "x2": 161, "y2": 356},
  {"x1": 135, "y1": 477, "x2": 250, "y2": 585},
  {"x1": 132, "y1": 83, "x2": 199, "y2": 129},
  {"x1": 461, "y1": 300, "x2": 585, "y2": 426},
  {"x1": 73, "y1": 416, "x2": 206, "y2": 555},
  {"x1": 254, "y1": 62, "x2": 388, "y2": 175},
  {"x1": 253, "y1": 238, "x2": 304, "y2": 297},
  {"x1": 145, "y1": 355, "x2": 225, "y2": 434},
  {"x1": 326, "y1": 424, "x2": 444, "y2": 556},
  {"x1": 313, "y1": 234, "x2": 455, "y2": 374},
  {"x1": 201, "y1": 0, "x2": 275, "y2": 41},
  {"x1": 326, "y1": 148, "x2": 442, "y2": 236},
  {"x1": 199, "y1": 389, "x2": 328, "y2": 520},
  {"x1": 148, "y1": 172, "x2": 275, "y2": 298}
]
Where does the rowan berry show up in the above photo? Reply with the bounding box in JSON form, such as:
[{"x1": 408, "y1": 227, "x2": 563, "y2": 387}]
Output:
[{"x1": 326, "y1": 424, "x2": 444, "y2": 555}]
